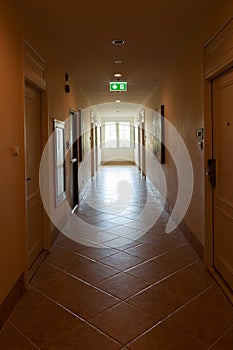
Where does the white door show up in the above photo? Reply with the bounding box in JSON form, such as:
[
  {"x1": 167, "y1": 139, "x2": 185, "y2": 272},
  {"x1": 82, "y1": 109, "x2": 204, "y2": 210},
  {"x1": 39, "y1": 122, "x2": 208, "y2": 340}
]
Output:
[
  {"x1": 212, "y1": 68, "x2": 233, "y2": 290},
  {"x1": 25, "y1": 83, "x2": 43, "y2": 268}
]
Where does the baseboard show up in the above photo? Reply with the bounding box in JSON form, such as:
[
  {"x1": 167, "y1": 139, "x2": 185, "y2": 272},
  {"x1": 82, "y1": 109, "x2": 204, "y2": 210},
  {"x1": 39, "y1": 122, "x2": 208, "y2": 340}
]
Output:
[
  {"x1": 0, "y1": 274, "x2": 25, "y2": 329},
  {"x1": 164, "y1": 199, "x2": 204, "y2": 260},
  {"x1": 209, "y1": 267, "x2": 233, "y2": 305},
  {"x1": 28, "y1": 250, "x2": 48, "y2": 282},
  {"x1": 101, "y1": 160, "x2": 135, "y2": 165},
  {"x1": 51, "y1": 226, "x2": 60, "y2": 246}
]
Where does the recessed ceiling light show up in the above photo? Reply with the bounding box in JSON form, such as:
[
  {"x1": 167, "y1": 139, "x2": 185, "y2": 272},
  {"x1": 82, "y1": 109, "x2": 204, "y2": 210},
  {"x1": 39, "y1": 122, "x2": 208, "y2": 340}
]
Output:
[
  {"x1": 115, "y1": 60, "x2": 122, "y2": 64},
  {"x1": 112, "y1": 39, "x2": 125, "y2": 45},
  {"x1": 116, "y1": 100, "x2": 120, "y2": 103},
  {"x1": 114, "y1": 73, "x2": 122, "y2": 78}
]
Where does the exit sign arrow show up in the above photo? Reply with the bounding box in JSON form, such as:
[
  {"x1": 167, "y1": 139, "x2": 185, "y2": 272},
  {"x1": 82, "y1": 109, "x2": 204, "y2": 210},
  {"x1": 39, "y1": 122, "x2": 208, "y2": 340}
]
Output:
[{"x1": 109, "y1": 82, "x2": 127, "y2": 92}]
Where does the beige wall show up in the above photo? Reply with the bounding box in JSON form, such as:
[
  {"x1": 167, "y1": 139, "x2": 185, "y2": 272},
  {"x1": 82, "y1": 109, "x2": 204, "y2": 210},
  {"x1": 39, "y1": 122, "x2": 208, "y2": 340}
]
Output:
[
  {"x1": 144, "y1": 0, "x2": 233, "y2": 248},
  {"x1": 0, "y1": 1, "x2": 26, "y2": 303},
  {"x1": 0, "y1": 1, "x2": 90, "y2": 304}
]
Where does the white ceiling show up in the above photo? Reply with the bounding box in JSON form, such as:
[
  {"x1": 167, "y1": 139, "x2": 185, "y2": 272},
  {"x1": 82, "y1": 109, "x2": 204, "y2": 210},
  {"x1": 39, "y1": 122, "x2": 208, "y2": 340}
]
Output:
[
  {"x1": 16, "y1": 0, "x2": 217, "y2": 117},
  {"x1": 92, "y1": 102, "x2": 142, "y2": 119}
]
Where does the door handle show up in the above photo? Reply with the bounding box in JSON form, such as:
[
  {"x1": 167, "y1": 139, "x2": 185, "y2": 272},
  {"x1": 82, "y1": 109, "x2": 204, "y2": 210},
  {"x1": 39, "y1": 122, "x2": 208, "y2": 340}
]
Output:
[
  {"x1": 205, "y1": 170, "x2": 214, "y2": 177},
  {"x1": 26, "y1": 177, "x2": 31, "y2": 182}
]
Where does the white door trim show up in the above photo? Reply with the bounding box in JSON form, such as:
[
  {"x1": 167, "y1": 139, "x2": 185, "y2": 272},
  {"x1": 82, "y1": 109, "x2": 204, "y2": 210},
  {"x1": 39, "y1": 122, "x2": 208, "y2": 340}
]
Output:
[{"x1": 23, "y1": 42, "x2": 50, "y2": 277}]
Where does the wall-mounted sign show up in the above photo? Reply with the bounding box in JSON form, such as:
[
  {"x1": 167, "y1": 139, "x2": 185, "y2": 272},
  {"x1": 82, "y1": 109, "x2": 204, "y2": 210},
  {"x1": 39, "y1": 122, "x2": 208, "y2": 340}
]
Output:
[{"x1": 109, "y1": 82, "x2": 127, "y2": 91}]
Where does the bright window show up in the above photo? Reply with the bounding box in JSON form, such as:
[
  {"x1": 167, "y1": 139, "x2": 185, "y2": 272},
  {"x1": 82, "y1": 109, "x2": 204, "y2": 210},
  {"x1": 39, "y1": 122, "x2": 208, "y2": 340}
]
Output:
[
  {"x1": 104, "y1": 122, "x2": 117, "y2": 148},
  {"x1": 119, "y1": 121, "x2": 131, "y2": 148},
  {"x1": 103, "y1": 121, "x2": 133, "y2": 148}
]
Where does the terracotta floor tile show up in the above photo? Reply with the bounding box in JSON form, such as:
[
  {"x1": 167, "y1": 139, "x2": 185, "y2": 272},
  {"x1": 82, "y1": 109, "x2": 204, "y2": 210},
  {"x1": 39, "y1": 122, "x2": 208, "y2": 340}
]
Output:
[
  {"x1": 71, "y1": 261, "x2": 119, "y2": 283},
  {"x1": 128, "y1": 324, "x2": 208, "y2": 349},
  {"x1": 164, "y1": 286, "x2": 233, "y2": 345},
  {"x1": 105, "y1": 237, "x2": 137, "y2": 249},
  {"x1": 41, "y1": 323, "x2": 121, "y2": 350},
  {"x1": 101, "y1": 252, "x2": 144, "y2": 271},
  {"x1": 127, "y1": 262, "x2": 214, "y2": 322},
  {"x1": 109, "y1": 226, "x2": 139, "y2": 236},
  {"x1": 9, "y1": 287, "x2": 51, "y2": 314},
  {"x1": 46, "y1": 245, "x2": 91, "y2": 272},
  {"x1": 0, "y1": 322, "x2": 38, "y2": 349},
  {"x1": 149, "y1": 233, "x2": 188, "y2": 251},
  {"x1": 210, "y1": 325, "x2": 233, "y2": 349},
  {"x1": 90, "y1": 302, "x2": 155, "y2": 345},
  {"x1": 10, "y1": 288, "x2": 82, "y2": 346},
  {"x1": 55, "y1": 234, "x2": 86, "y2": 253},
  {"x1": 137, "y1": 229, "x2": 163, "y2": 243},
  {"x1": 31, "y1": 266, "x2": 88, "y2": 301},
  {"x1": 125, "y1": 243, "x2": 165, "y2": 259},
  {"x1": 125, "y1": 258, "x2": 170, "y2": 284},
  {"x1": 96, "y1": 272, "x2": 148, "y2": 300},
  {"x1": 153, "y1": 244, "x2": 198, "y2": 268},
  {"x1": 59, "y1": 285, "x2": 120, "y2": 319},
  {"x1": 80, "y1": 246, "x2": 119, "y2": 261},
  {"x1": 31, "y1": 262, "x2": 64, "y2": 283},
  {"x1": 126, "y1": 244, "x2": 199, "y2": 284}
]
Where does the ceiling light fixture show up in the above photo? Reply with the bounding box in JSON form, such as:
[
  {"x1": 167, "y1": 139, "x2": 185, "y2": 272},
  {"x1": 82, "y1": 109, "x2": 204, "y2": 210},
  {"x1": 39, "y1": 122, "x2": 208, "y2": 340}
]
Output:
[
  {"x1": 112, "y1": 39, "x2": 125, "y2": 45},
  {"x1": 115, "y1": 60, "x2": 122, "y2": 64},
  {"x1": 114, "y1": 73, "x2": 122, "y2": 78}
]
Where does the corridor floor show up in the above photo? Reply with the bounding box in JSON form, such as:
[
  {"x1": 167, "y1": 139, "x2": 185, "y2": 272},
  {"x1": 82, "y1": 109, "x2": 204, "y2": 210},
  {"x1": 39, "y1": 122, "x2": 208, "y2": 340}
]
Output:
[{"x1": 1, "y1": 165, "x2": 233, "y2": 349}]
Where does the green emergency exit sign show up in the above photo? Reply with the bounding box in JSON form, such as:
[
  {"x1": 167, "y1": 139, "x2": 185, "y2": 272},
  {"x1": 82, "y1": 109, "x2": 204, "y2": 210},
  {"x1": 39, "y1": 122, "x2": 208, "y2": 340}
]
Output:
[{"x1": 109, "y1": 82, "x2": 127, "y2": 91}]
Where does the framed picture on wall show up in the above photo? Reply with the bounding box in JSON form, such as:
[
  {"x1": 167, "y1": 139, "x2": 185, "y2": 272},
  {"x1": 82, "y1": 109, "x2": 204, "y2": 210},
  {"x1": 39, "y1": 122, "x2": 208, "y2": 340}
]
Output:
[
  {"x1": 54, "y1": 118, "x2": 66, "y2": 207},
  {"x1": 153, "y1": 104, "x2": 165, "y2": 164}
]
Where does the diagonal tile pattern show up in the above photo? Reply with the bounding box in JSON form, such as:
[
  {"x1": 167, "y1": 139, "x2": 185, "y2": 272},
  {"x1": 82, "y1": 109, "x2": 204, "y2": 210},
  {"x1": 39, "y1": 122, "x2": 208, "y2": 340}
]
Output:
[{"x1": 1, "y1": 165, "x2": 232, "y2": 349}]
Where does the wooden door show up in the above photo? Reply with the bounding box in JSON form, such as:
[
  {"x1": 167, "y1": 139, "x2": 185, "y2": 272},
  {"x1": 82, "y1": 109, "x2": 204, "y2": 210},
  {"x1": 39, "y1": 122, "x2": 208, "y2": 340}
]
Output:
[
  {"x1": 213, "y1": 68, "x2": 233, "y2": 290},
  {"x1": 95, "y1": 125, "x2": 98, "y2": 172},
  {"x1": 70, "y1": 112, "x2": 79, "y2": 210},
  {"x1": 138, "y1": 125, "x2": 141, "y2": 171},
  {"x1": 91, "y1": 124, "x2": 94, "y2": 177},
  {"x1": 141, "y1": 122, "x2": 146, "y2": 178},
  {"x1": 25, "y1": 83, "x2": 43, "y2": 268}
]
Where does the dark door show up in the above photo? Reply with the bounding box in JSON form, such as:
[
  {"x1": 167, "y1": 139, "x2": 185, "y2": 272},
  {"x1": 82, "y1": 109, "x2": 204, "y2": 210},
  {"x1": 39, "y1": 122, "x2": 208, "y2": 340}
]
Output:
[{"x1": 70, "y1": 111, "x2": 79, "y2": 210}]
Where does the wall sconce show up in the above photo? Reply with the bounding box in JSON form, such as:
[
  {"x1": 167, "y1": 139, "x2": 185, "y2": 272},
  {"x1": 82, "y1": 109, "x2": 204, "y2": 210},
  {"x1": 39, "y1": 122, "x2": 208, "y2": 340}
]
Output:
[
  {"x1": 65, "y1": 84, "x2": 70, "y2": 94},
  {"x1": 65, "y1": 72, "x2": 71, "y2": 94},
  {"x1": 65, "y1": 72, "x2": 70, "y2": 82},
  {"x1": 141, "y1": 110, "x2": 145, "y2": 123},
  {"x1": 90, "y1": 111, "x2": 94, "y2": 124}
]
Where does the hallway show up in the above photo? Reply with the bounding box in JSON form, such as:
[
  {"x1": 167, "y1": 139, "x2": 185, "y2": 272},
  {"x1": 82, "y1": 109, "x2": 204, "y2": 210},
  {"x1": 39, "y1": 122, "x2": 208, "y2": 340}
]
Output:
[{"x1": 1, "y1": 165, "x2": 233, "y2": 349}]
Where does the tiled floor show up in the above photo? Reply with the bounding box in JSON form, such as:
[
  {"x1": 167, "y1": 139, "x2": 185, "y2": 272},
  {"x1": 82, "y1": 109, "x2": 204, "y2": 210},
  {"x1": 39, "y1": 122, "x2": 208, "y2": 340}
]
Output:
[{"x1": 1, "y1": 165, "x2": 233, "y2": 349}]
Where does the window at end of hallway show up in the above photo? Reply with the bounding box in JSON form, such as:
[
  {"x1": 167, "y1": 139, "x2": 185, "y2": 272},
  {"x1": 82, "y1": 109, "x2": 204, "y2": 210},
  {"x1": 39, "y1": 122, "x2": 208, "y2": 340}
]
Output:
[{"x1": 103, "y1": 121, "x2": 134, "y2": 149}]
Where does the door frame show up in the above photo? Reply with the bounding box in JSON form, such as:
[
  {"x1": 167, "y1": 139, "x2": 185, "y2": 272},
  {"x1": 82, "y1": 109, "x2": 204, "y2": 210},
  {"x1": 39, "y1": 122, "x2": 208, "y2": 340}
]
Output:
[
  {"x1": 69, "y1": 109, "x2": 79, "y2": 212},
  {"x1": 23, "y1": 42, "x2": 50, "y2": 278},
  {"x1": 90, "y1": 116, "x2": 95, "y2": 178},
  {"x1": 204, "y1": 19, "x2": 233, "y2": 300}
]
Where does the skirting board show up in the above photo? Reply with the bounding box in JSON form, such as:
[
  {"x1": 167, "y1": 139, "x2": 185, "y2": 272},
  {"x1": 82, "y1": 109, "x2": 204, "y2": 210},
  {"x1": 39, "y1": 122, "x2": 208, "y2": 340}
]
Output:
[
  {"x1": 0, "y1": 274, "x2": 25, "y2": 329},
  {"x1": 164, "y1": 200, "x2": 204, "y2": 260},
  {"x1": 51, "y1": 226, "x2": 60, "y2": 246}
]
